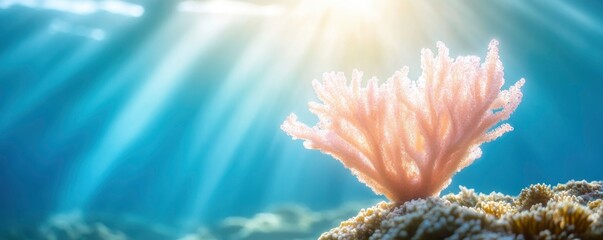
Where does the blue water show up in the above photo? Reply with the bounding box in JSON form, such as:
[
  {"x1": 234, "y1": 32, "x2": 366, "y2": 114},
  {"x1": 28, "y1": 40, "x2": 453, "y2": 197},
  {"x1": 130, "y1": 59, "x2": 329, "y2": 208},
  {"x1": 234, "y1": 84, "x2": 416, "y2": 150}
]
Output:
[{"x1": 0, "y1": 0, "x2": 602, "y2": 237}]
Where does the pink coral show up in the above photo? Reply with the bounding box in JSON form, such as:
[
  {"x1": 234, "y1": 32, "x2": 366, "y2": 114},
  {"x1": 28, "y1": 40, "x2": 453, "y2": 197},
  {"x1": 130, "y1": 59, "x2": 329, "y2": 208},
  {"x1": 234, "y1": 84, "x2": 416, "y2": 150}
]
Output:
[{"x1": 281, "y1": 40, "x2": 525, "y2": 203}]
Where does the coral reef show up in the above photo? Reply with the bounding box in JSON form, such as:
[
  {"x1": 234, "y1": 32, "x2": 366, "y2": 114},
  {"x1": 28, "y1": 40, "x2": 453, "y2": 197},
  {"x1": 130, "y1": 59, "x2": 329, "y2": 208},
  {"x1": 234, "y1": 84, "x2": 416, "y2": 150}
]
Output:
[
  {"x1": 516, "y1": 183, "x2": 554, "y2": 210},
  {"x1": 282, "y1": 40, "x2": 525, "y2": 203},
  {"x1": 318, "y1": 202, "x2": 395, "y2": 240},
  {"x1": 320, "y1": 180, "x2": 603, "y2": 240},
  {"x1": 507, "y1": 201, "x2": 593, "y2": 239}
]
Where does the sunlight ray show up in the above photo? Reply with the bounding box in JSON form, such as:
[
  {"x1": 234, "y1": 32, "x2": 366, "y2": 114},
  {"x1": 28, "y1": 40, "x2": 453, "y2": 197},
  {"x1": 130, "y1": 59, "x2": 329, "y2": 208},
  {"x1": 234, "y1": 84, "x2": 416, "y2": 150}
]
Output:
[
  {"x1": 58, "y1": 16, "x2": 231, "y2": 210},
  {"x1": 0, "y1": 39, "x2": 100, "y2": 133},
  {"x1": 183, "y1": 12, "x2": 329, "y2": 226},
  {"x1": 49, "y1": 18, "x2": 184, "y2": 141}
]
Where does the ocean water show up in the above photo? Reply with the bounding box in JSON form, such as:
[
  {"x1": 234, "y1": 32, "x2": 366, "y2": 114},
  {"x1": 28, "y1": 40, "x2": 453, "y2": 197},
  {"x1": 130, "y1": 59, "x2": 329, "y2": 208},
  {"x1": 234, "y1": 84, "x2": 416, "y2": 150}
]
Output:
[{"x1": 0, "y1": 0, "x2": 602, "y2": 239}]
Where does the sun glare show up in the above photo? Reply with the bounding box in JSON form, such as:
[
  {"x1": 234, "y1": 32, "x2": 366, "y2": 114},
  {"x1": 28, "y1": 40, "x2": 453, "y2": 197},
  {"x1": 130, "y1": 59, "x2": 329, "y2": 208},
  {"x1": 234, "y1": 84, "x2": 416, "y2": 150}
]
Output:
[
  {"x1": 296, "y1": 0, "x2": 379, "y2": 19},
  {"x1": 326, "y1": 0, "x2": 376, "y2": 17}
]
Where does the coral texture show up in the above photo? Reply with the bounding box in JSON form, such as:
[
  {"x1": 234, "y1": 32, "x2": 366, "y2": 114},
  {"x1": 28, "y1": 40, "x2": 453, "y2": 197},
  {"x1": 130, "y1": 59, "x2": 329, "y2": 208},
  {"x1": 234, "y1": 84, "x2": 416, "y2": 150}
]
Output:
[
  {"x1": 319, "y1": 180, "x2": 603, "y2": 240},
  {"x1": 282, "y1": 40, "x2": 525, "y2": 203}
]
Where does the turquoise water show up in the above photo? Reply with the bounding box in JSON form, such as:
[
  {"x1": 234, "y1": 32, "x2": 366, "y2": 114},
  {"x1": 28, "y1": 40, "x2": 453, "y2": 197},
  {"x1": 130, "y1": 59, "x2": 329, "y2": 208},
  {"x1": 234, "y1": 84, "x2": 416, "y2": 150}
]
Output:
[{"x1": 0, "y1": 0, "x2": 602, "y2": 238}]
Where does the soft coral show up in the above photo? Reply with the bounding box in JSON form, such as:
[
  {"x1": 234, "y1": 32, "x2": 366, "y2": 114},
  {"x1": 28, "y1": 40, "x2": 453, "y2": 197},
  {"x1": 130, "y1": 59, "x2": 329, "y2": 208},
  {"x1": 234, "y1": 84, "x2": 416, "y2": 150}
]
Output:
[{"x1": 281, "y1": 40, "x2": 524, "y2": 203}]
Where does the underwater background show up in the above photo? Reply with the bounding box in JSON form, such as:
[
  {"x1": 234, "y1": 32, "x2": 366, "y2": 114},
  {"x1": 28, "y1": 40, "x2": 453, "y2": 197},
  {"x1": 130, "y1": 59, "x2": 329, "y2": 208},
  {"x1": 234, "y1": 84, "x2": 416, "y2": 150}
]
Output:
[{"x1": 0, "y1": 0, "x2": 602, "y2": 239}]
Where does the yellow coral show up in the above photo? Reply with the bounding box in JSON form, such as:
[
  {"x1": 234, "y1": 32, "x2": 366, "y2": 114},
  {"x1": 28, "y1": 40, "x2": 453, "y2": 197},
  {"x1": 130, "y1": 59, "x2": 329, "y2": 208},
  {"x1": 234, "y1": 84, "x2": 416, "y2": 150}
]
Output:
[
  {"x1": 516, "y1": 183, "x2": 554, "y2": 211},
  {"x1": 443, "y1": 186, "x2": 479, "y2": 208},
  {"x1": 478, "y1": 201, "x2": 514, "y2": 218},
  {"x1": 588, "y1": 199, "x2": 602, "y2": 210},
  {"x1": 507, "y1": 201, "x2": 593, "y2": 239}
]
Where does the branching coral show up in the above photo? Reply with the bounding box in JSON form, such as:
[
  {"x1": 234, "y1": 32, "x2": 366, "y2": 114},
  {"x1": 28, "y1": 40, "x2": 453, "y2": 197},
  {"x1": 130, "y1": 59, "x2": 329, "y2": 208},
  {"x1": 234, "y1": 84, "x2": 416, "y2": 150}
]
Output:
[{"x1": 282, "y1": 40, "x2": 525, "y2": 203}]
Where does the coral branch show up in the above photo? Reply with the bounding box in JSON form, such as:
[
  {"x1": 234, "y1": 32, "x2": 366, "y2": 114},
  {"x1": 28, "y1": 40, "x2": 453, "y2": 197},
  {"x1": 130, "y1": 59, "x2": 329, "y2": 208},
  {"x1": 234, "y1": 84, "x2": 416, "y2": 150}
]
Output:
[{"x1": 281, "y1": 40, "x2": 524, "y2": 203}]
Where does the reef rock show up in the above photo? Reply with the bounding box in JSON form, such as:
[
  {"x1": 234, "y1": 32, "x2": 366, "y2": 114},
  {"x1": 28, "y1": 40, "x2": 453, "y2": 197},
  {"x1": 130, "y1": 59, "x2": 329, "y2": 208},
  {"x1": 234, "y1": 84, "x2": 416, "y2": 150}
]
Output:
[{"x1": 320, "y1": 180, "x2": 603, "y2": 240}]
